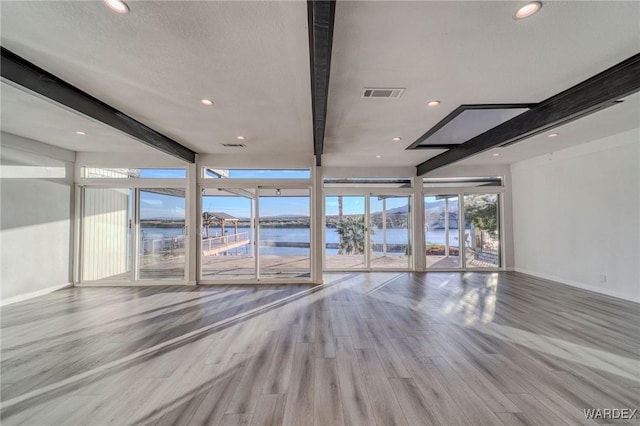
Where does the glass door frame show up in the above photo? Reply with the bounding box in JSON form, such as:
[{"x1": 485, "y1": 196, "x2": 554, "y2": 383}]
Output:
[
  {"x1": 198, "y1": 180, "x2": 314, "y2": 284},
  {"x1": 77, "y1": 179, "x2": 190, "y2": 285},
  {"x1": 424, "y1": 193, "x2": 463, "y2": 270},
  {"x1": 422, "y1": 186, "x2": 505, "y2": 271},
  {"x1": 323, "y1": 187, "x2": 415, "y2": 272}
]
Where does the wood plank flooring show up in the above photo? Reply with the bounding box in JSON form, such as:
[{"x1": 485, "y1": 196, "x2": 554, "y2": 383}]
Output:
[{"x1": 1, "y1": 272, "x2": 639, "y2": 425}]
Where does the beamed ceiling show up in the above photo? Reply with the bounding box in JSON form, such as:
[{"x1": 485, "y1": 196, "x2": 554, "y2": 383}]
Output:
[{"x1": 1, "y1": 1, "x2": 639, "y2": 172}]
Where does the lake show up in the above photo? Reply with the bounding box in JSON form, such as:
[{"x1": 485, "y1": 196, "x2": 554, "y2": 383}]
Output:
[{"x1": 143, "y1": 226, "x2": 466, "y2": 255}]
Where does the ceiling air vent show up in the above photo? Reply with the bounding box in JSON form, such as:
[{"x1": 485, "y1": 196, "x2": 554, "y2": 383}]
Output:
[
  {"x1": 221, "y1": 143, "x2": 246, "y2": 148},
  {"x1": 362, "y1": 87, "x2": 405, "y2": 99}
]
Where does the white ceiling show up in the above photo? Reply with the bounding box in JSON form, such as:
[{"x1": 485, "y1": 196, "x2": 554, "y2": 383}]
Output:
[
  {"x1": 0, "y1": 1, "x2": 312, "y2": 157},
  {"x1": 0, "y1": 1, "x2": 638, "y2": 170},
  {"x1": 325, "y1": 1, "x2": 640, "y2": 167},
  {"x1": 1, "y1": 82, "x2": 159, "y2": 154}
]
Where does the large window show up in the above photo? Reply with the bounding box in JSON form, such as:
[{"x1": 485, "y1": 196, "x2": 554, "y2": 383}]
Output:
[
  {"x1": 423, "y1": 177, "x2": 503, "y2": 270},
  {"x1": 199, "y1": 183, "x2": 312, "y2": 282},
  {"x1": 79, "y1": 165, "x2": 188, "y2": 283},
  {"x1": 324, "y1": 191, "x2": 412, "y2": 271}
]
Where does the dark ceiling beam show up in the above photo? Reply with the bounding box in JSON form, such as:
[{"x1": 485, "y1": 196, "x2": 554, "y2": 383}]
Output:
[
  {"x1": 307, "y1": 0, "x2": 336, "y2": 167},
  {"x1": 1, "y1": 47, "x2": 196, "y2": 163},
  {"x1": 416, "y1": 53, "x2": 640, "y2": 176}
]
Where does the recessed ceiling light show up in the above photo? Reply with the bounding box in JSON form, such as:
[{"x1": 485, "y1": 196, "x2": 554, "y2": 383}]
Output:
[
  {"x1": 547, "y1": 132, "x2": 559, "y2": 138},
  {"x1": 376, "y1": 155, "x2": 382, "y2": 158},
  {"x1": 75, "y1": 131, "x2": 86, "y2": 135},
  {"x1": 493, "y1": 153, "x2": 500, "y2": 157},
  {"x1": 236, "y1": 136, "x2": 245, "y2": 140},
  {"x1": 201, "y1": 99, "x2": 213, "y2": 106},
  {"x1": 514, "y1": 2, "x2": 542, "y2": 19},
  {"x1": 104, "y1": 0, "x2": 129, "y2": 14},
  {"x1": 392, "y1": 137, "x2": 402, "y2": 141},
  {"x1": 427, "y1": 100, "x2": 441, "y2": 107}
]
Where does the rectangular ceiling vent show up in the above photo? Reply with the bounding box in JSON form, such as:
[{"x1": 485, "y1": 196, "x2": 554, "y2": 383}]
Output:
[
  {"x1": 221, "y1": 143, "x2": 246, "y2": 148},
  {"x1": 362, "y1": 87, "x2": 405, "y2": 99}
]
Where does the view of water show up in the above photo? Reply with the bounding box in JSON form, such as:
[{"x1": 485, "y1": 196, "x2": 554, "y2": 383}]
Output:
[{"x1": 144, "y1": 226, "x2": 465, "y2": 256}]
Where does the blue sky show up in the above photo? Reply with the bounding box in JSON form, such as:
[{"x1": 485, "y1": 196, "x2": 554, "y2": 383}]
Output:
[
  {"x1": 141, "y1": 192, "x2": 412, "y2": 219},
  {"x1": 138, "y1": 170, "x2": 412, "y2": 219},
  {"x1": 203, "y1": 196, "x2": 310, "y2": 218}
]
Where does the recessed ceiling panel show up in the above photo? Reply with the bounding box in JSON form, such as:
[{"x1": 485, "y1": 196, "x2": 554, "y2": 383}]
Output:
[{"x1": 408, "y1": 105, "x2": 531, "y2": 149}]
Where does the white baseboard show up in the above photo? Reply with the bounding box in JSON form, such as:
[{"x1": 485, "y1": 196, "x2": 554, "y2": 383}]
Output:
[
  {"x1": 514, "y1": 268, "x2": 640, "y2": 303},
  {"x1": 1, "y1": 282, "x2": 73, "y2": 306}
]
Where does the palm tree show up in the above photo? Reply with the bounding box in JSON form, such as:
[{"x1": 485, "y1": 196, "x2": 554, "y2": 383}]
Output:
[{"x1": 335, "y1": 216, "x2": 367, "y2": 255}]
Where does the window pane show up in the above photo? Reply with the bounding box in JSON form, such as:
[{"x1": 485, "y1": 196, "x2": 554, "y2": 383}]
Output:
[
  {"x1": 259, "y1": 189, "x2": 310, "y2": 279},
  {"x1": 423, "y1": 177, "x2": 503, "y2": 188},
  {"x1": 138, "y1": 189, "x2": 186, "y2": 280},
  {"x1": 425, "y1": 195, "x2": 461, "y2": 268},
  {"x1": 324, "y1": 178, "x2": 412, "y2": 189},
  {"x1": 202, "y1": 169, "x2": 311, "y2": 179},
  {"x1": 369, "y1": 195, "x2": 411, "y2": 269},
  {"x1": 201, "y1": 188, "x2": 255, "y2": 280},
  {"x1": 463, "y1": 194, "x2": 500, "y2": 268},
  {"x1": 81, "y1": 167, "x2": 186, "y2": 179},
  {"x1": 325, "y1": 196, "x2": 366, "y2": 269}
]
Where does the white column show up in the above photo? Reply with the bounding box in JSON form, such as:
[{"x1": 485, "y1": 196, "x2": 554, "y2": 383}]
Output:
[
  {"x1": 382, "y1": 198, "x2": 387, "y2": 255},
  {"x1": 444, "y1": 197, "x2": 450, "y2": 257},
  {"x1": 312, "y1": 165, "x2": 324, "y2": 284},
  {"x1": 186, "y1": 160, "x2": 198, "y2": 285},
  {"x1": 412, "y1": 176, "x2": 426, "y2": 270}
]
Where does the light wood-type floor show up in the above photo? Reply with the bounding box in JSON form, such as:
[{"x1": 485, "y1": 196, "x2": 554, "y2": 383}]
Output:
[{"x1": 1, "y1": 272, "x2": 639, "y2": 425}]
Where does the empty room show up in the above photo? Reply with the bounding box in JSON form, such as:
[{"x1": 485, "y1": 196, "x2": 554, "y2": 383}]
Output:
[{"x1": 1, "y1": 1, "x2": 639, "y2": 425}]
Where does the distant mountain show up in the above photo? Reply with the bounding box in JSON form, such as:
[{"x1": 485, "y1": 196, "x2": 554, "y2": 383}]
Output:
[
  {"x1": 385, "y1": 205, "x2": 409, "y2": 214},
  {"x1": 370, "y1": 199, "x2": 459, "y2": 215}
]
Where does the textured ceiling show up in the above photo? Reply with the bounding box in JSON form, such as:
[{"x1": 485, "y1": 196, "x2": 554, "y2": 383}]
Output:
[
  {"x1": 0, "y1": 1, "x2": 638, "y2": 169},
  {"x1": 0, "y1": 1, "x2": 312, "y2": 157},
  {"x1": 324, "y1": 1, "x2": 640, "y2": 167},
  {"x1": 1, "y1": 82, "x2": 159, "y2": 154}
]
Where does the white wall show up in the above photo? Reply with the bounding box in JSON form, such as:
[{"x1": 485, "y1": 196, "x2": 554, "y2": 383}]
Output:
[
  {"x1": 1, "y1": 132, "x2": 75, "y2": 304},
  {"x1": 511, "y1": 129, "x2": 640, "y2": 302}
]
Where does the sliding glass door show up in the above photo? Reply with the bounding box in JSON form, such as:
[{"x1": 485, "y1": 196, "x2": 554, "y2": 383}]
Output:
[
  {"x1": 81, "y1": 186, "x2": 186, "y2": 283},
  {"x1": 423, "y1": 191, "x2": 502, "y2": 269},
  {"x1": 200, "y1": 186, "x2": 311, "y2": 282},
  {"x1": 324, "y1": 194, "x2": 412, "y2": 270}
]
